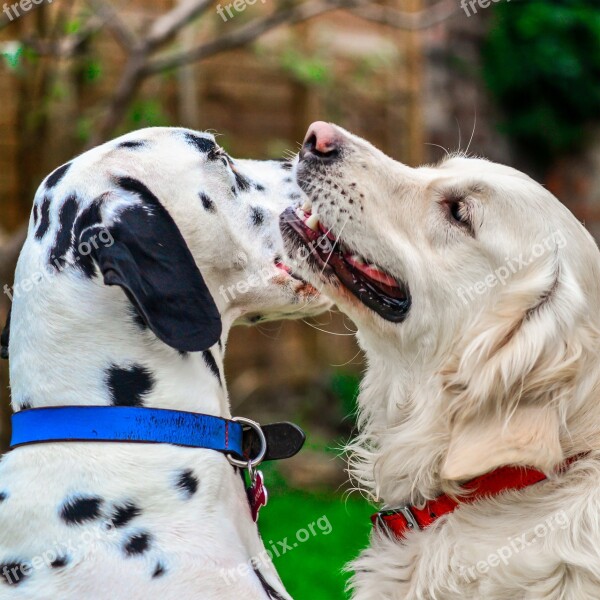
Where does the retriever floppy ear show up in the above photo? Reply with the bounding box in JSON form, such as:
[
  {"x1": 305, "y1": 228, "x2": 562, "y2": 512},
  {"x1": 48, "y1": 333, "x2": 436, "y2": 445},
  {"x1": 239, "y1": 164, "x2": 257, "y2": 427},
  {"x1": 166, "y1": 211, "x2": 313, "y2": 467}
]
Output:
[
  {"x1": 80, "y1": 177, "x2": 222, "y2": 353},
  {"x1": 442, "y1": 406, "x2": 562, "y2": 481},
  {"x1": 440, "y1": 259, "x2": 581, "y2": 482}
]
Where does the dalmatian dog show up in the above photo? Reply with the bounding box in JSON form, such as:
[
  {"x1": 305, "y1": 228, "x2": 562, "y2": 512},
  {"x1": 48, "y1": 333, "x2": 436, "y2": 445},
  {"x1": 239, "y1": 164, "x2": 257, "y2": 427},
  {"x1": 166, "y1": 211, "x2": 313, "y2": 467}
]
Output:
[
  {"x1": 282, "y1": 122, "x2": 600, "y2": 599},
  {"x1": 0, "y1": 127, "x2": 329, "y2": 600}
]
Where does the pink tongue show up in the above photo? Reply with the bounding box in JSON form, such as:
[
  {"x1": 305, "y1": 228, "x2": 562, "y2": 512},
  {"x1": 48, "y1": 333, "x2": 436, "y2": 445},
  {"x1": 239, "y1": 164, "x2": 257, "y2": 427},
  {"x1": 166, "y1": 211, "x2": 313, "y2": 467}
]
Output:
[
  {"x1": 275, "y1": 262, "x2": 292, "y2": 274},
  {"x1": 345, "y1": 255, "x2": 399, "y2": 288}
]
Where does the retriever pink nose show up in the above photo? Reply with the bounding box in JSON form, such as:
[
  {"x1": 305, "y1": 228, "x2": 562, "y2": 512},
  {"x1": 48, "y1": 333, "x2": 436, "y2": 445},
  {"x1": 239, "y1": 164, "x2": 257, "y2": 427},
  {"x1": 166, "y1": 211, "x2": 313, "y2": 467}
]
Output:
[{"x1": 302, "y1": 121, "x2": 341, "y2": 161}]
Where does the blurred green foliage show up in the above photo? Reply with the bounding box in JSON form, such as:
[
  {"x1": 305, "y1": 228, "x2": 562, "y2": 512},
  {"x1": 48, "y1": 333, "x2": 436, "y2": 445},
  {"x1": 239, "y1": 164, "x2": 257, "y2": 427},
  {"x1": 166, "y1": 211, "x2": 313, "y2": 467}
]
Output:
[
  {"x1": 330, "y1": 371, "x2": 361, "y2": 427},
  {"x1": 279, "y1": 48, "x2": 333, "y2": 86},
  {"x1": 64, "y1": 18, "x2": 82, "y2": 35},
  {"x1": 259, "y1": 483, "x2": 373, "y2": 599},
  {"x1": 81, "y1": 58, "x2": 103, "y2": 83},
  {"x1": 1, "y1": 42, "x2": 23, "y2": 71},
  {"x1": 483, "y1": 0, "x2": 600, "y2": 167},
  {"x1": 126, "y1": 99, "x2": 171, "y2": 129}
]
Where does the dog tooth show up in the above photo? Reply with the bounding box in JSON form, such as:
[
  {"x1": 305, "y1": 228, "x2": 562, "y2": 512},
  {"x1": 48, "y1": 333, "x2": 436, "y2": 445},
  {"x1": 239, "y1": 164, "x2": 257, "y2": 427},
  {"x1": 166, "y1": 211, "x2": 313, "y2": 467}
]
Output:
[
  {"x1": 351, "y1": 254, "x2": 365, "y2": 264},
  {"x1": 301, "y1": 200, "x2": 312, "y2": 212},
  {"x1": 295, "y1": 207, "x2": 305, "y2": 220},
  {"x1": 305, "y1": 213, "x2": 320, "y2": 231}
]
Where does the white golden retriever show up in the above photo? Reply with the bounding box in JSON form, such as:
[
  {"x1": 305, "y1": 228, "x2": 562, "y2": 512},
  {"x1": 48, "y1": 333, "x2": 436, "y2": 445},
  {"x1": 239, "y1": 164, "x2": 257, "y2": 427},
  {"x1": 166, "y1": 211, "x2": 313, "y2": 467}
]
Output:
[{"x1": 281, "y1": 122, "x2": 600, "y2": 599}]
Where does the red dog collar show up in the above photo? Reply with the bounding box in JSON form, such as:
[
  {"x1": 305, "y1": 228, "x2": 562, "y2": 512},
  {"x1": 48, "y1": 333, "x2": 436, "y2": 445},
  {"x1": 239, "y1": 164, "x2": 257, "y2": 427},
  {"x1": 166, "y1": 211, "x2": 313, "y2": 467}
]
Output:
[{"x1": 372, "y1": 458, "x2": 581, "y2": 539}]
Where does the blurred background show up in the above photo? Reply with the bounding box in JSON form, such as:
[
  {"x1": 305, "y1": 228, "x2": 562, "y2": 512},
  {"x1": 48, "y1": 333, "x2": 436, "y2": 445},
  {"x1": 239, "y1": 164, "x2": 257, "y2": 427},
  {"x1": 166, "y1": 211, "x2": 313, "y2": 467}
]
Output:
[{"x1": 0, "y1": 0, "x2": 599, "y2": 597}]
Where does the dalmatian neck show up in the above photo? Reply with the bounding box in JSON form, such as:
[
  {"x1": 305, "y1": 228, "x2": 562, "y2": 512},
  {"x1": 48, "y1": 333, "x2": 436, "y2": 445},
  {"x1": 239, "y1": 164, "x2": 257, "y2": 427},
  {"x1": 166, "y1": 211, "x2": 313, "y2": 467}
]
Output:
[
  {"x1": 5, "y1": 282, "x2": 291, "y2": 600},
  {"x1": 8, "y1": 278, "x2": 236, "y2": 418}
]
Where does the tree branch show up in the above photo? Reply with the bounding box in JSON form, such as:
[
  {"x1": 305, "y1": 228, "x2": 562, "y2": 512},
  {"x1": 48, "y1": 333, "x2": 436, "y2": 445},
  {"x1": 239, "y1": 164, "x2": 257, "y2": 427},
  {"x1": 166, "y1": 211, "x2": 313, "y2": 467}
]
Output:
[
  {"x1": 85, "y1": 0, "x2": 138, "y2": 50},
  {"x1": 147, "y1": 0, "x2": 214, "y2": 50},
  {"x1": 88, "y1": 50, "x2": 148, "y2": 147},
  {"x1": 22, "y1": 16, "x2": 105, "y2": 58},
  {"x1": 92, "y1": 0, "x2": 451, "y2": 144},
  {"x1": 145, "y1": 0, "x2": 357, "y2": 75},
  {"x1": 0, "y1": 13, "x2": 10, "y2": 32},
  {"x1": 351, "y1": 0, "x2": 459, "y2": 31}
]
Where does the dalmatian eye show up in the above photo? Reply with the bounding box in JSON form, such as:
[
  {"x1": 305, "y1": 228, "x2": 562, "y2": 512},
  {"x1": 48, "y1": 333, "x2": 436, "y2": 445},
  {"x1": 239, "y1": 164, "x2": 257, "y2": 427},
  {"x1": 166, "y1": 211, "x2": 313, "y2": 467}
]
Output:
[
  {"x1": 208, "y1": 146, "x2": 228, "y2": 162},
  {"x1": 221, "y1": 153, "x2": 235, "y2": 170}
]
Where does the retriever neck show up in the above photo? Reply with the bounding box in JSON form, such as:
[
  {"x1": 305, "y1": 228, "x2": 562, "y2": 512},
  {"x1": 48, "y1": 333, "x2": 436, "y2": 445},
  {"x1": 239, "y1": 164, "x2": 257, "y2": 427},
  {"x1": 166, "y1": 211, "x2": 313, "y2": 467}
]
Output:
[{"x1": 349, "y1": 316, "x2": 600, "y2": 507}]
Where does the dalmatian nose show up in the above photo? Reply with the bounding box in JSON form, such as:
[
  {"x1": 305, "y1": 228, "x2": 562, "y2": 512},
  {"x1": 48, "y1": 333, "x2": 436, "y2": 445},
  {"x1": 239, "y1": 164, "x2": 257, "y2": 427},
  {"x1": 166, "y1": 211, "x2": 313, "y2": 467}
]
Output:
[{"x1": 301, "y1": 121, "x2": 341, "y2": 162}]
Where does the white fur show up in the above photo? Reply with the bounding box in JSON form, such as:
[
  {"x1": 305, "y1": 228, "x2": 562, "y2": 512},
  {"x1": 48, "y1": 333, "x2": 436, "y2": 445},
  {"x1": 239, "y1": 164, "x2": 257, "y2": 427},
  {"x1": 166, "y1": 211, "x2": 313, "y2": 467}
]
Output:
[
  {"x1": 287, "y1": 124, "x2": 600, "y2": 599},
  {"x1": 0, "y1": 127, "x2": 329, "y2": 599}
]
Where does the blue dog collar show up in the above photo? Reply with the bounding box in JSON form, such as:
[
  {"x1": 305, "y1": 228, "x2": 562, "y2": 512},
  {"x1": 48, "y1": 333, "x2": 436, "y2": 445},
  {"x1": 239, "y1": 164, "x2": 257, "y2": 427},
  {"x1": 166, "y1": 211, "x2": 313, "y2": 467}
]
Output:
[{"x1": 10, "y1": 406, "x2": 246, "y2": 459}]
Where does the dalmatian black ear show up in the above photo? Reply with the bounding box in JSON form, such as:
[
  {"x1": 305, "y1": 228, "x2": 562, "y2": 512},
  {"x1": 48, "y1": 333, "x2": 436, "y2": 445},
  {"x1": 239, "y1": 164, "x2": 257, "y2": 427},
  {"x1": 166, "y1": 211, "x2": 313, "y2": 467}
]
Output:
[
  {"x1": 1, "y1": 306, "x2": 10, "y2": 360},
  {"x1": 80, "y1": 177, "x2": 222, "y2": 353}
]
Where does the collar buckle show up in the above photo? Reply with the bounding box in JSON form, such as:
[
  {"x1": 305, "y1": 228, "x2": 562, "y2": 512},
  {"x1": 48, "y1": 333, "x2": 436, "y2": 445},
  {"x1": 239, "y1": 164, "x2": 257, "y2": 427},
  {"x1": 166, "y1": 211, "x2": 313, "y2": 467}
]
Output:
[
  {"x1": 395, "y1": 506, "x2": 421, "y2": 531},
  {"x1": 227, "y1": 417, "x2": 267, "y2": 469},
  {"x1": 376, "y1": 505, "x2": 421, "y2": 534}
]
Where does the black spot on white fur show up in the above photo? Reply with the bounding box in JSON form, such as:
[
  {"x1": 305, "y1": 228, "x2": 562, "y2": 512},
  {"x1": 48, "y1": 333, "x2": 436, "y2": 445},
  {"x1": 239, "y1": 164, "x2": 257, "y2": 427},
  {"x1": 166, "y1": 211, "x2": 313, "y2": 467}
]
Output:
[
  {"x1": 124, "y1": 532, "x2": 152, "y2": 556},
  {"x1": 72, "y1": 199, "x2": 104, "y2": 278},
  {"x1": 176, "y1": 469, "x2": 199, "y2": 498},
  {"x1": 152, "y1": 562, "x2": 166, "y2": 578},
  {"x1": 33, "y1": 204, "x2": 39, "y2": 226},
  {"x1": 118, "y1": 141, "x2": 146, "y2": 149},
  {"x1": 234, "y1": 171, "x2": 252, "y2": 192},
  {"x1": 107, "y1": 364, "x2": 155, "y2": 407},
  {"x1": 184, "y1": 133, "x2": 216, "y2": 155},
  {"x1": 50, "y1": 556, "x2": 69, "y2": 568},
  {"x1": 281, "y1": 162, "x2": 293, "y2": 170},
  {"x1": 253, "y1": 567, "x2": 286, "y2": 599},
  {"x1": 0, "y1": 562, "x2": 28, "y2": 586},
  {"x1": 50, "y1": 195, "x2": 79, "y2": 270},
  {"x1": 0, "y1": 491, "x2": 7, "y2": 502},
  {"x1": 255, "y1": 183, "x2": 266, "y2": 192},
  {"x1": 60, "y1": 496, "x2": 103, "y2": 525},
  {"x1": 35, "y1": 197, "x2": 51, "y2": 240},
  {"x1": 202, "y1": 350, "x2": 221, "y2": 384},
  {"x1": 200, "y1": 193, "x2": 215, "y2": 212},
  {"x1": 130, "y1": 307, "x2": 149, "y2": 331},
  {"x1": 45, "y1": 162, "x2": 71, "y2": 189},
  {"x1": 250, "y1": 207, "x2": 265, "y2": 227},
  {"x1": 111, "y1": 502, "x2": 141, "y2": 528}
]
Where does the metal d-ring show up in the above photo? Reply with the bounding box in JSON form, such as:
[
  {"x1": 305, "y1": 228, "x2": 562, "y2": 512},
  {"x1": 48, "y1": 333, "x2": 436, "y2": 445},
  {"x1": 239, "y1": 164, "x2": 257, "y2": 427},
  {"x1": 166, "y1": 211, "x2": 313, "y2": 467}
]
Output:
[{"x1": 227, "y1": 417, "x2": 267, "y2": 469}]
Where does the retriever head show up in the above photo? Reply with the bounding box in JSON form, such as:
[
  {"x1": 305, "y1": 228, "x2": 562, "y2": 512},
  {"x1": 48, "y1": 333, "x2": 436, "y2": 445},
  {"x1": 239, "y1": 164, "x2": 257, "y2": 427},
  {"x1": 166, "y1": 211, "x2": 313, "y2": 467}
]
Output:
[{"x1": 281, "y1": 122, "x2": 600, "y2": 500}]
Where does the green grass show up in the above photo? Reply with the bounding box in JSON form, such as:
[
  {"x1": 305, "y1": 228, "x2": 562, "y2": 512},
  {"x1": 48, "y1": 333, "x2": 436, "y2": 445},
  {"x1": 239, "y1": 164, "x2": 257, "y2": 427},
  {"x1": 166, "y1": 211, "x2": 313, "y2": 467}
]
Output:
[{"x1": 258, "y1": 479, "x2": 374, "y2": 599}]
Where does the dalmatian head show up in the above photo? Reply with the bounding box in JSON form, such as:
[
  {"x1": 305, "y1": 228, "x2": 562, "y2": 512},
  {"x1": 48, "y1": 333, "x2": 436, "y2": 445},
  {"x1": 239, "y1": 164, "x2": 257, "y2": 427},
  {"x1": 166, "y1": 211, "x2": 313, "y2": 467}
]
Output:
[{"x1": 2, "y1": 127, "x2": 329, "y2": 410}]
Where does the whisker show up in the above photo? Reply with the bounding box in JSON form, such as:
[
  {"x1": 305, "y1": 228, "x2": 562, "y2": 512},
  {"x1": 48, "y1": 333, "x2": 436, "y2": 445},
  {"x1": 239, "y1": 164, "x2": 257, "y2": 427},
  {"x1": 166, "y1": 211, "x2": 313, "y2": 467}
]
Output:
[
  {"x1": 425, "y1": 142, "x2": 450, "y2": 158},
  {"x1": 300, "y1": 320, "x2": 356, "y2": 336},
  {"x1": 465, "y1": 110, "x2": 477, "y2": 156},
  {"x1": 331, "y1": 348, "x2": 363, "y2": 368}
]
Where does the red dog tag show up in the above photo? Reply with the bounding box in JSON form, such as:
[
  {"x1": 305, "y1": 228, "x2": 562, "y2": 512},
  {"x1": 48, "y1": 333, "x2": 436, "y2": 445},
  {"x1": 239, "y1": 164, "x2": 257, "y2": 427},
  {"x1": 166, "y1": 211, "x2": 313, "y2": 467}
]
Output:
[{"x1": 248, "y1": 470, "x2": 268, "y2": 522}]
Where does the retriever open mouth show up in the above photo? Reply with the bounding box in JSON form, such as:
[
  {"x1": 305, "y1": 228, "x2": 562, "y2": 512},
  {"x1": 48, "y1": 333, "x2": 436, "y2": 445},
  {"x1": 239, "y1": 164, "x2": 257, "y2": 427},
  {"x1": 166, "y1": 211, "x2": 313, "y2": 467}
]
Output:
[{"x1": 280, "y1": 206, "x2": 411, "y2": 323}]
